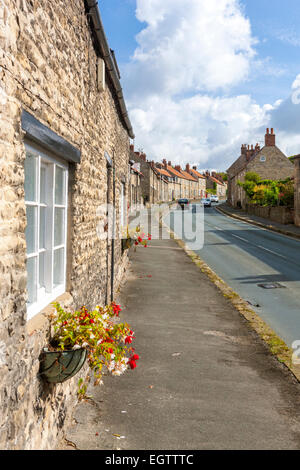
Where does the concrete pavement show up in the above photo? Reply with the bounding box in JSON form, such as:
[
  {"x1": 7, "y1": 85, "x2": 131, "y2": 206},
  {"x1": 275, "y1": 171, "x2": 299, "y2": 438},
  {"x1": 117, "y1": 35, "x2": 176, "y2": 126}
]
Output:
[{"x1": 59, "y1": 236, "x2": 300, "y2": 450}]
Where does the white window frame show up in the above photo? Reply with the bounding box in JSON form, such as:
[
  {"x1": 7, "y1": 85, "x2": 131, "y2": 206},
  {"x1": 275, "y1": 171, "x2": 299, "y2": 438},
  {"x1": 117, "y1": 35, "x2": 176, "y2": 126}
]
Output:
[{"x1": 24, "y1": 143, "x2": 68, "y2": 320}]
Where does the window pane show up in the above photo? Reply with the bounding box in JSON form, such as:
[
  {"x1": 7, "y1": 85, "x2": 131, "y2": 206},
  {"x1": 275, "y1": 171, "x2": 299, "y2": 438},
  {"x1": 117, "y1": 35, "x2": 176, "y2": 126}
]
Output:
[
  {"x1": 55, "y1": 166, "x2": 65, "y2": 205},
  {"x1": 24, "y1": 153, "x2": 37, "y2": 202},
  {"x1": 39, "y1": 252, "x2": 45, "y2": 290},
  {"x1": 53, "y1": 248, "x2": 64, "y2": 287},
  {"x1": 54, "y1": 208, "x2": 65, "y2": 246},
  {"x1": 25, "y1": 206, "x2": 37, "y2": 254},
  {"x1": 39, "y1": 207, "x2": 46, "y2": 249},
  {"x1": 27, "y1": 257, "x2": 37, "y2": 304},
  {"x1": 40, "y1": 165, "x2": 47, "y2": 204}
]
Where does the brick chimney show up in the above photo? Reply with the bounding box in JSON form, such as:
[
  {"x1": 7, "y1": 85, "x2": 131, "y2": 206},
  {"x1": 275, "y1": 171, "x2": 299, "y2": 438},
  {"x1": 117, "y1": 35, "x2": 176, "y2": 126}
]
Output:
[
  {"x1": 241, "y1": 144, "x2": 247, "y2": 156},
  {"x1": 175, "y1": 165, "x2": 181, "y2": 171},
  {"x1": 265, "y1": 127, "x2": 275, "y2": 147},
  {"x1": 168, "y1": 161, "x2": 172, "y2": 166},
  {"x1": 130, "y1": 144, "x2": 134, "y2": 152},
  {"x1": 140, "y1": 153, "x2": 147, "y2": 161},
  {"x1": 162, "y1": 158, "x2": 167, "y2": 169},
  {"x1": 186, "y1": 163, "x2": 190, "y2": 173},
  {"x1": 193, "y1": 166, "x2": 197, "y2": 170}
]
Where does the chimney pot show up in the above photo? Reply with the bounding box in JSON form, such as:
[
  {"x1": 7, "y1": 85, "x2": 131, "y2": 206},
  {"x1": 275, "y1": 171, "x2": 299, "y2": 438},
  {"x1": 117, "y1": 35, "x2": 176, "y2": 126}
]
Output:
[{"x1": 265, "y1": 127, "x2": 275, "y2": 147}]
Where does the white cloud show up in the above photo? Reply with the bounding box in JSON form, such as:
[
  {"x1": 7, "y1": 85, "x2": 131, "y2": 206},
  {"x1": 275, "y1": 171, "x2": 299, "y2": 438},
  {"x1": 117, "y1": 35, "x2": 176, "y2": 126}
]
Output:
[
  {"x1": 276, "y1": 28, "x2": 300, "y2": 48},
  {"x1": 126, "y1": 0, "x2": 256, "y2": 98},
  {"x1": 129, "y1": 93, "x2": 270, "y2": 169},
  {"x1": 123, "y1": 0, "x2": 300, "y2": 169}
]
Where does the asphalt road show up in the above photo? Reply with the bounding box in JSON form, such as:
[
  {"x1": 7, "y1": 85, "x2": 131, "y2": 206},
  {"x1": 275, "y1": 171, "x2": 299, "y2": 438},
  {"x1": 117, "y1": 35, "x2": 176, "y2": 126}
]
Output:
[{"x1": 182, "y1": 204, "x2": 300, "y2": 348}]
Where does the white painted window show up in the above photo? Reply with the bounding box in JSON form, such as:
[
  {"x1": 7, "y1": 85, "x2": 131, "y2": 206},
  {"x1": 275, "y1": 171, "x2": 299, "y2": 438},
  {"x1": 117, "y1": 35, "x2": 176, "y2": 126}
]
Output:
[{"x1": 24, "y1": 143, "x2": 68, "y2": 320}]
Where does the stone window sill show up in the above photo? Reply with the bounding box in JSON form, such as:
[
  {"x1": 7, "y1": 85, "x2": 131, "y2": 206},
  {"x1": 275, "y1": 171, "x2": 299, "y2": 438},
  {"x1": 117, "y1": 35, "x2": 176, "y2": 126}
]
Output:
[{"x1": 26, "y1": 292, "x2": 73, "y2": 336}]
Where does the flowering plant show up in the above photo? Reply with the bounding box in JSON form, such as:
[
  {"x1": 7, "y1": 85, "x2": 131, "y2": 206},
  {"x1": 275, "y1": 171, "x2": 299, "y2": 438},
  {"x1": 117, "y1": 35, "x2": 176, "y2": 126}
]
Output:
[
  {"x1": 122, "y1": 224, "x2": 151, "y2": 248},
  {"x1": 49, "y1": 301, "x2": 139, "y2": 396}
]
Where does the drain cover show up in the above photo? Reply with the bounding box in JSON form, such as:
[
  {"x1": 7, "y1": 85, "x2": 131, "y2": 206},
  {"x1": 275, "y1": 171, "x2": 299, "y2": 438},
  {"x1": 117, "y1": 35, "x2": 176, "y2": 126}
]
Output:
[{"x1": 258, "y1": 283, "x2": 286, "y2": 289}]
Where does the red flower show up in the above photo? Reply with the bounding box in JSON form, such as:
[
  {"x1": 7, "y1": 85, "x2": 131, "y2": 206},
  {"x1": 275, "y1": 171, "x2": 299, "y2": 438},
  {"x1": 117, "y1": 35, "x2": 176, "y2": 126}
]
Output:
[
  {"x1": 148, "y1": 234, "x2": 152, "y2": 240},
  {"x1": 63, "y1": 321, "x2": 68, "y2": 326},
  {"x1": 104, "y1": 338, "x2": 114, "y2": 344},
  {"x1": 125, "y1": 336, "x2": 134, "y2": 344},
  {"x1": 131, "y1": 354, "x2": 139, "y2": 361},
  {"x1": 138, "y1": 236, "x2": 142, "y2": 243},
  {"x1": 129, "y1": 360, "x2": 137, "y2": 369},
  {"x1": 90, "y1": 319, "x2": 95, "y2": 324},
  {"x1": 135, "y1": 241, "x2": 138, "y2": 245},
  {"x1": 112, "y1": 303, "x2": 122, "y2": 316},
  {"x1": 107, "y1": 348, "x2": 114, "y2": 354}
]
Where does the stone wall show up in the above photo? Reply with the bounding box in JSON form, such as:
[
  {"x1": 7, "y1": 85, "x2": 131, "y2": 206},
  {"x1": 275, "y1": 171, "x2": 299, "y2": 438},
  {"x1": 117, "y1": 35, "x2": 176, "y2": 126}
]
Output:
[
  {"x1": 0, "y1": 0, "x2": 131, "y2": 449},
  {"x1": 245, "y1": 204, "x2": 294, "y2": 225}
]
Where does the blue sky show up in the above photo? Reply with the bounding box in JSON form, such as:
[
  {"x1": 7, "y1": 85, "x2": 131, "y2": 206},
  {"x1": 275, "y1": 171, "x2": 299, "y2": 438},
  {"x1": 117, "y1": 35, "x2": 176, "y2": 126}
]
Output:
[{"x1": 100, "y1": 0, "x2": 300, "y2": 170}]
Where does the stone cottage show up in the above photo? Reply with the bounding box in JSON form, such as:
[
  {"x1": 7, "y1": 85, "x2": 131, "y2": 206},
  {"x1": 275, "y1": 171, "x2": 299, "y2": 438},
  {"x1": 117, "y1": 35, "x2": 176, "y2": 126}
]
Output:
[
  {"x1": 130, "y1": 146, "x2": 160, "y2": 205},
  {"x1": 185, "y1": 164, "x2": 206, "y2": 198},
  {"x1": 0, "y1": 0, "x2": 133, "y2": 449},
  {"x1": 227, "y1": 129, "x2": 294, "y2": 208}
]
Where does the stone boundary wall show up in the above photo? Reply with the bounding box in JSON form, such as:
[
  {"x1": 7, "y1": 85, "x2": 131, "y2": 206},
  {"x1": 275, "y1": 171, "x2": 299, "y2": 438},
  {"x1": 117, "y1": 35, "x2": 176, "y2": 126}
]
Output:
[{"x1": 245, "y1": 204, "x2": 294, "y2": 225}]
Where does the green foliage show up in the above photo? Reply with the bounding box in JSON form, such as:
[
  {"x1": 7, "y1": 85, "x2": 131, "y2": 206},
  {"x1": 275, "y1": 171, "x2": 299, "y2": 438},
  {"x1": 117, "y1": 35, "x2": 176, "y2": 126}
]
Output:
[
  {"x1": 208, "y1": 188, "x2": 217, "y2": 195},
  {"x1": 218, "y1": 172, "x2": 228, "y2": 181},
  {"x1": 244, "y1": 172, "x2": 260, "y2": 183},
  {"x1": 238, "y1": 173, "x2": 294, "y2": 207}
]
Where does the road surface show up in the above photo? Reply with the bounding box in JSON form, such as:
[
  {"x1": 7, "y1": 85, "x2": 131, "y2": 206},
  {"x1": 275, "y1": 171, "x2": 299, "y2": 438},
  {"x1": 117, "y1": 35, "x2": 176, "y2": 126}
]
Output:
[{"x1": 174, "y1": 204, "x2": 300, "y2": 347}]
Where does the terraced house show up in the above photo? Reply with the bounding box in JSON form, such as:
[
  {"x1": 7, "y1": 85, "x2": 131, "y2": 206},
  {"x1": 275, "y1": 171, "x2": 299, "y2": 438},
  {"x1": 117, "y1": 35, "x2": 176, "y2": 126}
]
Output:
[
  {"x1": 185, "y1": 164, "x2": 206, "y2": 198},
  {"x1": 0, "y1": 0, "x2": 133, "y2": 449}
]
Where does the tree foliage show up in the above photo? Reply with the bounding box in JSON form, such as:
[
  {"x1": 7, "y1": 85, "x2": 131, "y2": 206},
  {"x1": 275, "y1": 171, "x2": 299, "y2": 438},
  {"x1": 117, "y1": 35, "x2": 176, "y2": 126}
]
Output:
[{"x1": 237, "y1": 173, "x2": 294, "y2": 207}]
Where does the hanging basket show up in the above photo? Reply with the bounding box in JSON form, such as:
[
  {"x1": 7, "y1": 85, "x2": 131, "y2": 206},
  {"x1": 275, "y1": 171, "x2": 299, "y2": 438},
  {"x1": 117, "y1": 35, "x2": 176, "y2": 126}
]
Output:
[
  {"x1": 122, "y1": 237, "x2": 134, "y2": 251},
  {"x1": 39, "y1": 347, "x2": 87, "y2": 384}
]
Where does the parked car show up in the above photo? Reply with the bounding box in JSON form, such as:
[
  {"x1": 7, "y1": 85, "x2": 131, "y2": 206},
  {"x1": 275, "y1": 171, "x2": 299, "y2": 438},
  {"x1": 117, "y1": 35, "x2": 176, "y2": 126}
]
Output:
[
  {"x1": 210, "y1": 195, "x2": 219, "y2": 203},
  {"x1": 201, "y1": 198, "x2": 212, "y2": 207},
  {"x1": 178, "y1": 198, "x2": 189, "y2": 210}
]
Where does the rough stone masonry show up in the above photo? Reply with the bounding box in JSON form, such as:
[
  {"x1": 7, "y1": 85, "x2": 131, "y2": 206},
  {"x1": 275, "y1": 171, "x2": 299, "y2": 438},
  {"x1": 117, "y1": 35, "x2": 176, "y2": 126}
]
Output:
[{"x1": 0, "y1": 0, "x2": 132, "y2": 449}]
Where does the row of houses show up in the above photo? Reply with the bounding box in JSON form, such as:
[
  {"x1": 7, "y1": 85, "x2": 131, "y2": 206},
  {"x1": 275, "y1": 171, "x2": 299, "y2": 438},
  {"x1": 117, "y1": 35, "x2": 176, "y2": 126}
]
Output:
[{"x1": 129, "y1": 145, "x2": 227, "y2": 206}]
